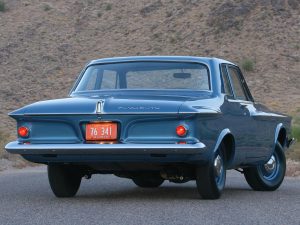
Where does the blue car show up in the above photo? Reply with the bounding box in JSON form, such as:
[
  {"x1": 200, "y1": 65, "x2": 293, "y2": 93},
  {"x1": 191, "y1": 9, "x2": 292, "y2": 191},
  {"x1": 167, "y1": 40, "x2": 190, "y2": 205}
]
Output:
[{"x1": 5, "y1": 56, "x2": 295, "y2": 199}]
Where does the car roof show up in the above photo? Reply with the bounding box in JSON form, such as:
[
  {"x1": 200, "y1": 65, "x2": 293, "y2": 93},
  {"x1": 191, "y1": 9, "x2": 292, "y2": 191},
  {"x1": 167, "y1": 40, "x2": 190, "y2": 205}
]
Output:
[{"x1": 87, "y1": 56, "x2": 236, "y2": 67}]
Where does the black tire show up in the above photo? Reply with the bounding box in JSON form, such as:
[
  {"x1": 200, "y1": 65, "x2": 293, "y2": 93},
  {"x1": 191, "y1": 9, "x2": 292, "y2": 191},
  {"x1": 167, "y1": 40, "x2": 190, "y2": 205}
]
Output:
[
  {"x1": 196, "y1": 143, "x2": 226, "y2": 199},
  {"x1": 48, "y1": 164, "x2": 82, "y2": 197},
  {"x1": 132, "y1": 173, "x2": 164, "y2": 188},
  {"x1": 244, "y1": 142, "x2": 286, "y2": 191}
]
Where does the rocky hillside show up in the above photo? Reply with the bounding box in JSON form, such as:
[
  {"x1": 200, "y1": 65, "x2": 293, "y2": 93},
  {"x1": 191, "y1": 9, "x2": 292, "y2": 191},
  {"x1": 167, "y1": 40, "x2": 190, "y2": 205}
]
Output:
[{"x1": 0, "y1": 0, "x2": 299, "y2": 137}]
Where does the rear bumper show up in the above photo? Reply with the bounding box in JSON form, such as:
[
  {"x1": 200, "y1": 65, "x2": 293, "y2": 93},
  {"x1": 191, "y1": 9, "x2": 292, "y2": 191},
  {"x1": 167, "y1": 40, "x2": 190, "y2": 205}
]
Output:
[
  {"x1": 5, "y1": 141, "x2": 206, "y2": 155},
  {"x1": 6, "y1": 141, "x2": 207, "y2": 164}
]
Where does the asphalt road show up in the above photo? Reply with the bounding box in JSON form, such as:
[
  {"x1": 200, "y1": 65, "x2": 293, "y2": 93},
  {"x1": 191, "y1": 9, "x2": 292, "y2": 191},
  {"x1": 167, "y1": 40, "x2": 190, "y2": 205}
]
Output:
[{"x1": 0, "y1": 167, "x2": 299, "y2": 225}]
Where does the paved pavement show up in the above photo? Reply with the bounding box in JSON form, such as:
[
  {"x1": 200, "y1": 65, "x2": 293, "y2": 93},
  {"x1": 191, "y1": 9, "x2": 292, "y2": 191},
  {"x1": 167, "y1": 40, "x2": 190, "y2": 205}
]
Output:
[{"x1": 0, "y1": 167, "x2": 299, "y2": 225}]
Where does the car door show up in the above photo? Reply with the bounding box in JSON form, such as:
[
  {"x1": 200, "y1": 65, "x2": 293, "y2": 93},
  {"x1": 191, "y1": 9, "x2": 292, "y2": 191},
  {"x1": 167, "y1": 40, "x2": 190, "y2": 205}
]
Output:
[{"x1": 224, "y1": 64, "x2": 265, "y2": 163}]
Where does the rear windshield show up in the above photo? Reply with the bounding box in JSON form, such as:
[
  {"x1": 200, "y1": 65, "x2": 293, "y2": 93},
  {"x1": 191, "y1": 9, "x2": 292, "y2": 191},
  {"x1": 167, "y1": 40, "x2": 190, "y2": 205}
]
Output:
[{"x1": 74, "y1": 62, "x2": 210, "y2": 92}]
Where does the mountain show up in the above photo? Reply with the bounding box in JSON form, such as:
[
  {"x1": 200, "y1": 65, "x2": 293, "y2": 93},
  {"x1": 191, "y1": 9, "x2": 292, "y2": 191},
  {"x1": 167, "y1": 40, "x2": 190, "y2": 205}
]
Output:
[{"x1": 0, "y1": 0, "x2": 299, "y2": 133}]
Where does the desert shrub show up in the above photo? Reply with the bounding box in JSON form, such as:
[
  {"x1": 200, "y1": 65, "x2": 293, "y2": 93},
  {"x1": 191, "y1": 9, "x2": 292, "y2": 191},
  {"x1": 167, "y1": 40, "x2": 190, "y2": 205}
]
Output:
[
  {"x1": 241, "y1": 59, "x2": 254, "y2": 72},
  {"x1": 0, "y1": 1, "x2": 6, "y2": 12},
  {"x1": 169, "y1": 37, "x2": 176, "y2": 44},
  {"x1": 43, "y1": 4, "x2": 51, "y2": 11},
  {"x1": 287, "y1": 124, "x2": 300, "y2": 161},
  {"x1": 140, "y1": 0, "x2": 162, "y2": 16},
  {"x1": 287, "y1": 116, "x2": 300, "y2": 160},
  {"x1": 292, "y1": 116, "x2": 300, "y2": 139},
  {"x1": 105, "y1": 3, "x2": 112, "y2": 10},
  {"x1": 292, "y1": 126, "x2": 300, "y2": 141}
]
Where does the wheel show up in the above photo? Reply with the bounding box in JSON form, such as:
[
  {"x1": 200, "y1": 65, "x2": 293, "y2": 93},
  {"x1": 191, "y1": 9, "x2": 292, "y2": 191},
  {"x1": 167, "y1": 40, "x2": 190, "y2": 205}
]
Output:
[
  {"x1": 196, "y1": 143, "x2": 226, "y2": 199},
  {"x1": 132, "y1": 173, "x2": 164, "y2": 188},
  {"x1": 243, "y1": 142, "x2": 286, "y2": 191},
  {"x1": 48, "y1": 164, "x2": 82, "y2": 197}
]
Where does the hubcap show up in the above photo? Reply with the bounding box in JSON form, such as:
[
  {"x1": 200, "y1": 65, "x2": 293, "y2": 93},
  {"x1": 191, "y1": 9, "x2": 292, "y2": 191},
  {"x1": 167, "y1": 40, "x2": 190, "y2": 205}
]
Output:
[
  {"x1": 214, "y1": 155, "x2": 223, "y2": 177},
  {"x1": 264, "y1": 155, "x2": 276, "y2": 172},
  {"x1": 259, "y1": 153, "x2": 279, "y2": 180}
]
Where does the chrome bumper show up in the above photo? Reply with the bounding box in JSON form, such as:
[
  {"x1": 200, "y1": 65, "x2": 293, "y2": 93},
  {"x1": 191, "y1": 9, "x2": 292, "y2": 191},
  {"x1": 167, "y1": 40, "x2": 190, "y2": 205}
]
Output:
[{"x1": 5, "y1": 141, "x2": 206, "y2": 155}]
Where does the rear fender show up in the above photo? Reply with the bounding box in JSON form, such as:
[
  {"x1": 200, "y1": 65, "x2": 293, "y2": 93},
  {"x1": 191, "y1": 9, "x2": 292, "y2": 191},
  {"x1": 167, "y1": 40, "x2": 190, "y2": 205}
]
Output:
[
  {"x1": 273, "y1": 123, "x2": 287, "y2": 150},
  {"x1": 213, "y1": 128, "x2": 231, "y2": 153},
  {"x1": 263, "y1": 123, "x2": 287, "y2": 163}
]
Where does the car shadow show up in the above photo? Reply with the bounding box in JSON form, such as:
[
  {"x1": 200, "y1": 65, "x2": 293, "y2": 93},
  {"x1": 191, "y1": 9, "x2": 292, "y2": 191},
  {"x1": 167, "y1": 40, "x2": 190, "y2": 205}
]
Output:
[{"x1": 75, "y1": 182, "x2": 254, "y2": 201}]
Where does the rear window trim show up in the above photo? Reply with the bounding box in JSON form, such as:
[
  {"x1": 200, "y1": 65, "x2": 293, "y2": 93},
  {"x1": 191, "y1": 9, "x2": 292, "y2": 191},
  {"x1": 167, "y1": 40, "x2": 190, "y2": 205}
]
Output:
[{"x1": 71, "y1": 61, "x2": 212, "y2": 93}]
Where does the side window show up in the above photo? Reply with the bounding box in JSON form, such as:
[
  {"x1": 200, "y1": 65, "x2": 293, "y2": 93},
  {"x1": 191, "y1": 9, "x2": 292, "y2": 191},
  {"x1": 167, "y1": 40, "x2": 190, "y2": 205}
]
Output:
[
  {"x1": 101, "y1": 70, "x2": 117, "y2": 89},
  {"x1": 227, "y1": 66, "x2": 247, "y2": 101},
  {"x1": 220, "y1": 64, "x2": 232, "y2": 96},
  {"x1": 85, "y1": 69, "x2": 98, "y2": 90}
]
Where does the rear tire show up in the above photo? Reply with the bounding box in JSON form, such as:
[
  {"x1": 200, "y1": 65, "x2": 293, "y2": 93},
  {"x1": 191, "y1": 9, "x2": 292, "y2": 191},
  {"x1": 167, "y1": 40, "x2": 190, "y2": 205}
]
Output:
[
  {"x1": 196, "y1": 143, "x2": 226, "y2": 199},
  {"x1": 132, "y1": 173, "x2": 164, "y2": 188},
  {"x1": 48, "y1": 164, "x2": 82, "y2": 197},
  {"x1": 244, "y1": 142, "x2": 286, "y2": 191}
]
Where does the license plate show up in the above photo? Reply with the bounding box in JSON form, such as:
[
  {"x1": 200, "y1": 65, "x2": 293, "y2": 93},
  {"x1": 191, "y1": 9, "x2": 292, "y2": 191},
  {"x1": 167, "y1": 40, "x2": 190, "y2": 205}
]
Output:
[{"x1": 86, "y1": 123, "x2": 117, "y2": 141}]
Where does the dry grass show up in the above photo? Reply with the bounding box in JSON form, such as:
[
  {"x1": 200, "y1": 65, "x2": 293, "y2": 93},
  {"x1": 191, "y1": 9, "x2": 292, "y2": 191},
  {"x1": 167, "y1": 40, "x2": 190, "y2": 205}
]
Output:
[
  {"x1": 288, "y1": 143, "x2": 300, "y2": 161},
  {"x1": 0, "y1": 130, "x2": 10, "y2": 159},
  {"x1": 286, "y1": 159, "x2": 300, "y2": 177},
  {"x1": 287, "y1": 114, "x2": 300, "y2": 161},
  {"x1": 0, "y1": 129, "x2": 37, "y2": 171},
  {"x1": 284, "y1": 111, "x2": 300, "y2": 177},
  {"x1": 0, "y1": 130, "x2": 27, "y2": 171}
]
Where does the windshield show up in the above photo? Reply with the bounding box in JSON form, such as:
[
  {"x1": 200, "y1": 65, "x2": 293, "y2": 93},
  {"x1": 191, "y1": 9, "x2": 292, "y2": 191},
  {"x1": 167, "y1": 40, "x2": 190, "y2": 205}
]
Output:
[{"x1": 74, "y1": 62, "x2": 210, "y2": 92}]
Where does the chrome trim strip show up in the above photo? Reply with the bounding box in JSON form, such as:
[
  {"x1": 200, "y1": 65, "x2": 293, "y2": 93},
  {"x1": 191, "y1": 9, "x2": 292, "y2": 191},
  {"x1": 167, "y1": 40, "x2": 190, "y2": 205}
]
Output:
[
  {"x1": 5, "y1": 141, "x2": 206, "y2": 155},
  {"x1": 19, "y1": 111, "x2": 220, "y2": 116},
  {"x1": 71, "y1": 59, "x2": 214, "y2": 95},
  {"x1": 227, "y1": 99, "x2": 253, "y2": 104}
]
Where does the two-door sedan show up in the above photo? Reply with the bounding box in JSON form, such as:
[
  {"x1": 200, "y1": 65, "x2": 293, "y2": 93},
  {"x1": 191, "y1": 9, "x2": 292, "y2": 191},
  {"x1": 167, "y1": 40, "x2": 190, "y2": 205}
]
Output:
[{"x1": 5, "y1": 56, "x2": 294, "y2": 199}]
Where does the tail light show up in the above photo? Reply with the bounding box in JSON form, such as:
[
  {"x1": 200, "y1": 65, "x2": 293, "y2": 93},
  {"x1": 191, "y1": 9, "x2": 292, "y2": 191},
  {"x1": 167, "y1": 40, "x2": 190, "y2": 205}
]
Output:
[
  {"x1": 176, "y1": 125, "x2": 187, "y2": 137},
  {"x1": 18, "y1": 126, "x2": 29, "y2": 137}
]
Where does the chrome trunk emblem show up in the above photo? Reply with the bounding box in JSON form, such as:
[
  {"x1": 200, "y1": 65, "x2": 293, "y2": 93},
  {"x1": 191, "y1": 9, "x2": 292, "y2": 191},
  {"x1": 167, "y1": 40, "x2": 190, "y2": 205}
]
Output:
[{"x1": 96, "y1": 100, "x2": 104, "y2": 114}]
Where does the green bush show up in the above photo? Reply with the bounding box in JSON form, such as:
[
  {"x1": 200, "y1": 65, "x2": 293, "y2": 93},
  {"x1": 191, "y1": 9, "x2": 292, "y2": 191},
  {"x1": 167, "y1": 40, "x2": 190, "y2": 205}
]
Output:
[
  {"x1": 241, "y1": 59, "x2": 255, "y2": 72},
  {"x1": 0, "y1": 1, "x2": 6, "y2": 12},
  {"x1": 105, "y1": 4, "x2": 112, "y2": 10},
  {"x1": 292, "y1": 116, "x2": 300, "y2": 139},
  {"x1": 292, "y1": 126, "x2": 300, "y2": 141},
  {"x1": 287, "y1": 124, "x2": 300, "y2": 161},
  {"x1": 43, "y1": 4, "x2": 51, "y2": 11}
]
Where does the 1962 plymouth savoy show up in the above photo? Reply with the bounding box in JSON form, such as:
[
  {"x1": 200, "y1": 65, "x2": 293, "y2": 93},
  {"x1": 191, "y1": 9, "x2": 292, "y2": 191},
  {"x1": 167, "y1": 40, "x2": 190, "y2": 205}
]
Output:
[{"x1": 5, "y1": 56, "x2": 294, "y2": 199}]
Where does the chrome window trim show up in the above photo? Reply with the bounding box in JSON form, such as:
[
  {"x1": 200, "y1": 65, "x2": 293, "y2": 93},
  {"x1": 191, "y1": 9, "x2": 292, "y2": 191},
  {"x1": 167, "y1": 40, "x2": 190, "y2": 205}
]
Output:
[{"x1": 70, "y1": 60, "x2": 213, "y2": 95}]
